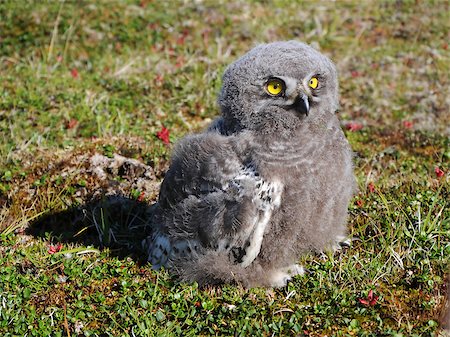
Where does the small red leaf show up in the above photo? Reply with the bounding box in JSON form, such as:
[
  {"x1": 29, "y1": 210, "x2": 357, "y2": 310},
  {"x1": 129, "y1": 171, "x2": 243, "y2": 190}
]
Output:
[
  {"x1": 435, "y1": 167, "x2": 444, "y2": 178},
  {"x1": 156, "y1": 126, "x2": 170, "y2": 145},
  {"x1": 66, "y1": 118, "x2": 78, "y2": 129},
  {"x1": 48, "y1": 243, "x2": 63, "y2": 254},
  {"x1": 70, "y1": 68, "x2": 79, "y2": 78},
  {"x1": 368, "y1": 182, "x2": 375, "y2": 193},
  {"x1": 359, "y1": 289, "x2": 379, "y2": 307},
  {"x1": 137, "y1": 191, "x2": 145, "y2": 202},
  {"x1": 356, "y1": 199, "x2": 364, "y2": 207},
  {"x1": 346, "y1": 122, "x2": 363, "y2": 132},
  {"x1": 358, "y1": 298, "x2": 369, "y2": 305},
  {"x1": 369, "y1": 295, "x2": 379, "y2": 306},
  {"x1": 402, "y1": 120, "x2": 413, "y2": 129},
  {"x1": 351, "y1": 70, "x2": 361, "y2": 78}
]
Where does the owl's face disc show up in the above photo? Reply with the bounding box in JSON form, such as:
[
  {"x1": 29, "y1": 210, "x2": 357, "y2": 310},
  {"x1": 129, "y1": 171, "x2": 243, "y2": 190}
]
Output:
[{"x1": 218, "y1": 41, "x2": 339, "y2": 135}]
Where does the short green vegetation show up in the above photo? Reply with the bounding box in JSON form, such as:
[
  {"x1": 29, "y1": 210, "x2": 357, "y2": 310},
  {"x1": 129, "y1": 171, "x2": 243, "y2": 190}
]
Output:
[{"x1": 0, "y1": 1, "x2": 448, "y2": 336}]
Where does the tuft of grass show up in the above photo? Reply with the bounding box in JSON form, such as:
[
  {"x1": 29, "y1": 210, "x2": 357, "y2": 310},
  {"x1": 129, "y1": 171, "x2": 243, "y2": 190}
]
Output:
[{"x1": 0, "y1": 1, "x2": 449, "y2": 336}]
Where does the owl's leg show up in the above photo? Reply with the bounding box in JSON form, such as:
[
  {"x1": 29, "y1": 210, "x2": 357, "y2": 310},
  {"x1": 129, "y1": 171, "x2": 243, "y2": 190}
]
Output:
[
  {"x1": 143, "y1": 233, "x2": 172, "y2": 270},
  {"x1": 268, "y1": 264, "x2": 305, "y2": 288}
]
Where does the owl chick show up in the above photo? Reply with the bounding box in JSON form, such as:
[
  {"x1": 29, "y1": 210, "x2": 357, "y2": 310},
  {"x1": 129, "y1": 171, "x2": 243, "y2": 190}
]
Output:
[{"x1": 143, "y1": 41, "x2": 356, "y2": 288}]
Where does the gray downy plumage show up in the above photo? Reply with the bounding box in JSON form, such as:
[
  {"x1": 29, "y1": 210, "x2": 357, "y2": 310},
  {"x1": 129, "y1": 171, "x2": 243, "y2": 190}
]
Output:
[{"x1": 143, "y1": 40, "x2": 356, "y2": 288}]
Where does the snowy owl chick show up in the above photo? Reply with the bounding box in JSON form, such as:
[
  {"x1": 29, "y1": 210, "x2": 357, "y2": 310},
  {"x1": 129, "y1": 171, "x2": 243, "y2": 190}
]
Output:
[{"x1": 143, "y1": 41, "x2": 356, "y2": 288}]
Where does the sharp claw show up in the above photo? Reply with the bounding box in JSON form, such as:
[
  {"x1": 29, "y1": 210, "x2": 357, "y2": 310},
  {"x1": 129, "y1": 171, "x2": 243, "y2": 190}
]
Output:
[{"x1": 284, "y1": 277, "x2": 293, "y2": 286}]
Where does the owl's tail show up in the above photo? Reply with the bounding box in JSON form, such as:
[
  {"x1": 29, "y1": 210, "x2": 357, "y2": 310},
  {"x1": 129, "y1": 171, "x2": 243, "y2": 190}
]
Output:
[{"x1": 173, "y1": 250, "x2": 276, "y2": 288}]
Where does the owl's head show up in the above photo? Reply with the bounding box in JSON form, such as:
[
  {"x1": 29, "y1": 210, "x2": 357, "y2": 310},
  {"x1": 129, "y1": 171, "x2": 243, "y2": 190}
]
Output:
[{"x1": 218, "y1": 41, "x2": 339, "y2": 135}]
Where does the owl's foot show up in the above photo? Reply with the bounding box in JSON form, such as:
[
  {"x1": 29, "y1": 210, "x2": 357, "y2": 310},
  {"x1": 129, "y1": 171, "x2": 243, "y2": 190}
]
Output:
[
  {"x1": 269, "y1": 264, "x2": 305, "y2": 288},
  {"x1": 331, "y1": 235, "x2": 352, "y2": 253}
]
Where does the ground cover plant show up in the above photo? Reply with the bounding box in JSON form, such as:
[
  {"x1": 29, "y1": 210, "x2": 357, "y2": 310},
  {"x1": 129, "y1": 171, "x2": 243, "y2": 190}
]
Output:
[{"x1": 0, "y1": 1, "x2": 449, "y2": 336}]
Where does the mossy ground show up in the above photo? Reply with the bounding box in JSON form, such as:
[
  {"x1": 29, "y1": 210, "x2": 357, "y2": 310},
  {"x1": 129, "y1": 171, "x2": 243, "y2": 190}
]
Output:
[{"x1": 0, "y1": 1, "x2": 449, "y2": 336}]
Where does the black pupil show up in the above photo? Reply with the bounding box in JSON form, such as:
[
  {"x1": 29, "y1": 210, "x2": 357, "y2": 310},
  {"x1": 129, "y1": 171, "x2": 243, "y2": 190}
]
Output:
[{"x1": 274, "y1": 83, "x2": 279, "y2": 89}]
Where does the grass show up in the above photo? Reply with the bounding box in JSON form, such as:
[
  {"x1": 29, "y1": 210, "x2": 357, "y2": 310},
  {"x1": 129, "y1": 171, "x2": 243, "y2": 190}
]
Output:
[{"x1": 0, "y1": 1, "x2": 449, "y2": 336}]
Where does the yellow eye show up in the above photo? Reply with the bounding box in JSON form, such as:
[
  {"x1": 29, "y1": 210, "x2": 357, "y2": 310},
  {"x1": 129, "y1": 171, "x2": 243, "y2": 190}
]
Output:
[
  {"x1": 266, "y1": 79, "x2": 284, "y2": 96},
  {"x1": 309, "y1": 77, "x2": 319, "y2": 89}
]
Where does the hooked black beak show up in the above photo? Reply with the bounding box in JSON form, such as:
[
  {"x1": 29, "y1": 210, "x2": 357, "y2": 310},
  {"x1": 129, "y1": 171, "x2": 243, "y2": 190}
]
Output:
[{"x1": 292, "y1": 94, "x2": 310, "y2": 116}]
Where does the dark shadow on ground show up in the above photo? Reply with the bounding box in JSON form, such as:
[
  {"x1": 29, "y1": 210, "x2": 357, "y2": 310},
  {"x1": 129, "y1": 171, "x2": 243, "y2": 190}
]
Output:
[{"x1": 27, "y1": 195, "x2": 155, "y2": 263}]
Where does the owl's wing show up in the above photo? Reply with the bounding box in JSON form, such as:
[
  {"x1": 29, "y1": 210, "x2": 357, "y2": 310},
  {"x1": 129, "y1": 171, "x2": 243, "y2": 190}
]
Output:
[{"x1": 149, "y1": 133, "x2": 283, "y2": 268}]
